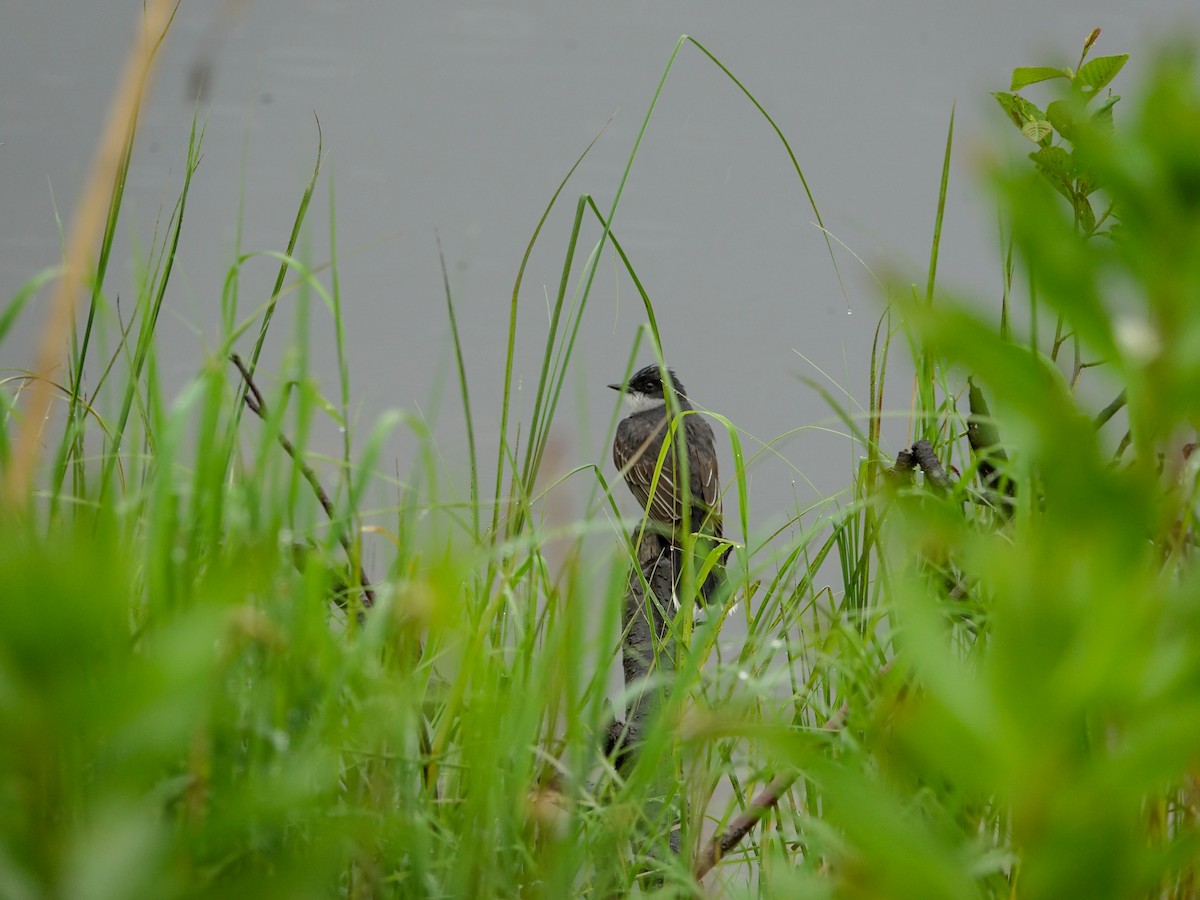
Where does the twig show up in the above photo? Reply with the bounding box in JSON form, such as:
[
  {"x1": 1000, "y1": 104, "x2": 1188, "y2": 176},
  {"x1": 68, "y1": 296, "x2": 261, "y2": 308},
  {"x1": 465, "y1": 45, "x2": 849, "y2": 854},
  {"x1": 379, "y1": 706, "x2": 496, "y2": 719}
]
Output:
[
  {"x1": 693, "y1": 694, "x2": 858, "y2": 880},
  {"x1": 229, "y1": 353, "x2": 375, "y2": 610},
  {"x1": 1093, "y1": 389, "x2": 1126, "y2": 429}
]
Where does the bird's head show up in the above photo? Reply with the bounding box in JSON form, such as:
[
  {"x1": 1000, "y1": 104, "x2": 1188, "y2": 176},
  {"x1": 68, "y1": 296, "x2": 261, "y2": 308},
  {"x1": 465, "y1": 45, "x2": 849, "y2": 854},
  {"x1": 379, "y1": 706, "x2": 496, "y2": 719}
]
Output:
[{"x1": 608, "y1": 364, "x2": 688, "y2": 412}]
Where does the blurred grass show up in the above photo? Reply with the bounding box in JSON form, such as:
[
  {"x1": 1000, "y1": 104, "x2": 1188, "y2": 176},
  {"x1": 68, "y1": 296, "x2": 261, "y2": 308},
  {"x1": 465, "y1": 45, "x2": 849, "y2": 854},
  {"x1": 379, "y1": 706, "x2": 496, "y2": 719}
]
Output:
[{"x1": 4, "y1": 18, "x2": 1200, "y2": 900}]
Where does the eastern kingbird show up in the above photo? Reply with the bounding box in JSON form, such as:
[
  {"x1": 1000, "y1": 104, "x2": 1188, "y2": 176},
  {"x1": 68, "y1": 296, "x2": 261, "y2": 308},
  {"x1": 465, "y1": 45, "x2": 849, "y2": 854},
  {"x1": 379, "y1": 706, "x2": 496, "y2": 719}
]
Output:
[{"x1": 609, "y1": 364, "x2": 729, "y2": 607}]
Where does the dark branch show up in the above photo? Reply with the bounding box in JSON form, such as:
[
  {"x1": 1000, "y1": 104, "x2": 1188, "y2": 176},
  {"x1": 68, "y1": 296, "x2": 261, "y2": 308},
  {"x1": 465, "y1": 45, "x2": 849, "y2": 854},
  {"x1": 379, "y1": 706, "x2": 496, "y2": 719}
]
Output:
[
  {"x1": 885, "y1": 446, "x2": 918, "y2": 484},
  {"x1": 911, "y1": 439, "x2": 953, "y2": 492},
  {"x1": 693, "y1": 696, "x2": 856, "y2": 880},
  {"x1": 967, "y1": 379, "x2": 1015, "y2": 516},
  {"x1": 229, "y1": 353, "x2": 375, "y2": 610},
  {"x1": 884, "y1": 440, "x2": 951, "y2": 492}
]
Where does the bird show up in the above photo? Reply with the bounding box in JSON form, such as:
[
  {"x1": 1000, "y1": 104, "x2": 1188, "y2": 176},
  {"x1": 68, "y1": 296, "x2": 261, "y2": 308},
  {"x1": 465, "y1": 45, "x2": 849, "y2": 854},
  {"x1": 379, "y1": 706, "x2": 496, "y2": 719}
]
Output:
[{"x1": 609, "y1": 364, "x2": 729, "y2": 609}]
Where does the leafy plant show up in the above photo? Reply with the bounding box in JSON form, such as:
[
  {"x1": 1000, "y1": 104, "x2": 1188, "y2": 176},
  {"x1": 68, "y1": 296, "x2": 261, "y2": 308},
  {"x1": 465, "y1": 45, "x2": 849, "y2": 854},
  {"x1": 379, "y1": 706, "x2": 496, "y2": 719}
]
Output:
[
  {"x1": 804, "y1": 34, "x2": 1200, "y2": 899},
  {"x1": 992, "y1": 28, "x2": 1127, "y2": 237}
]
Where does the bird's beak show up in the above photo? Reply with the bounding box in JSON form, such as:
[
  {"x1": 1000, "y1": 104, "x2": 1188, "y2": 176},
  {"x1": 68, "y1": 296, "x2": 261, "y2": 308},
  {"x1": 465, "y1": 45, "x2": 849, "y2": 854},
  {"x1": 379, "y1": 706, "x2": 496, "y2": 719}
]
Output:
[{"x1": 607, "y1": 383, "x2": 623, "y2": 392}]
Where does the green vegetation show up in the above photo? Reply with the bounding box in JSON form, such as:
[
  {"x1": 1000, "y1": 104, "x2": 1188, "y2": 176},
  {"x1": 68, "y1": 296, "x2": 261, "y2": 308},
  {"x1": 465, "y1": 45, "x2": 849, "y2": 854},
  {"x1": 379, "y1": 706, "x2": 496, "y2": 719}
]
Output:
[{"x1": 4, "y1": 21, "x2": 1200, "y2": 898}]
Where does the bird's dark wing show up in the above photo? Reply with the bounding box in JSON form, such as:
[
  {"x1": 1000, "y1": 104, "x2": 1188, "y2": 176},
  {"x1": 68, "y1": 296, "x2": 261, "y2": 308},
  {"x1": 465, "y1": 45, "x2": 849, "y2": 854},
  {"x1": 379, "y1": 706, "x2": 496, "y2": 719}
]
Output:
[
  {"x1": 614, "y1": 410, "x2": 724, "y2": 540},
  {"x1": 685, "y1": 413, "x2": 722, "y2": 538},
  {"x1": 613, "y1": 413, "x2": 679, "y2": 527}
]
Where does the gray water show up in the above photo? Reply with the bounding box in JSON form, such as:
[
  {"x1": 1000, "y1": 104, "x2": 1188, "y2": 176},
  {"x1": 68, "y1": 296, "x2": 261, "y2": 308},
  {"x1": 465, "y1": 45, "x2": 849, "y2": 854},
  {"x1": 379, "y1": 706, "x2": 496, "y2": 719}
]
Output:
[{"x1": 3, "y1": 2, "x2": 1197, "y2": 555}]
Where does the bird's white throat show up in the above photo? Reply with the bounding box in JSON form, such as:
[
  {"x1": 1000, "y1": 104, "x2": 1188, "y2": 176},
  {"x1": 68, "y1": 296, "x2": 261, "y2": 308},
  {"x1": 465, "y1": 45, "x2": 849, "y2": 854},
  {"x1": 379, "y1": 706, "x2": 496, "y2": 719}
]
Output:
[{"x1": 622, "y1": 392, "x2": 667, "y2": 414}]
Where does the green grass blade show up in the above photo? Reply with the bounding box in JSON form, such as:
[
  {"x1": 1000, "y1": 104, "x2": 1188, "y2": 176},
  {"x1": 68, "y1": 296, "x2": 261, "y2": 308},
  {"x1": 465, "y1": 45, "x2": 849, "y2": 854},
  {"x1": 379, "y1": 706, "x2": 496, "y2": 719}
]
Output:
[{"x1": 918, "y1": 103, "x2": 955, "y2": 443}]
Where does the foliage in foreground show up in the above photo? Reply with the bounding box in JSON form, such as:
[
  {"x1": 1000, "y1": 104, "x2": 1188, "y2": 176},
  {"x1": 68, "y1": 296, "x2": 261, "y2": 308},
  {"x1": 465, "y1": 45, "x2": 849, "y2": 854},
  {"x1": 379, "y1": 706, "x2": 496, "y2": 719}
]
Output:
[{"x1": 4, "y1": 25, "x2": 1200, "y2": 899}]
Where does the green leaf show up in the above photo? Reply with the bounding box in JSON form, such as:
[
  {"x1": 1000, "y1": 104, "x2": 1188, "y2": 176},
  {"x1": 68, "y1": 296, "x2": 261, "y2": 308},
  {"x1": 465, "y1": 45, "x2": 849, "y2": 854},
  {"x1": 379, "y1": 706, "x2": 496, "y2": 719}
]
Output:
[
  {"x1": 993, "y1": 92, "x2": 1048, "y2": 132},
  {"x1": 1030, "y1": 150, "x2": 1075, "y2": 204},
  {"x1": 1030, "y1": 146, "x2": 1075, "y2": 183},
  {"x1": 1010, "y1": 66, "x2": 1070, "y2": 90},
  {"x1": 992, "y1": 91, "x2": 1021, "y2": 127},
  {"x1": 1074, "y1": 54, "x2": 1129, "y2": 95},
  {"x1": 1092, "y1": 94, "x2": 1120, "y2": 131},
  {"x1": 1074, "y1": 194, "x2": 1097, "y2": 233},
  {"x1": 1021, "y1": 120, "x2": 1054, "y2": 144},
  {"x1": 1077, "y1": 173, "x2": 1104, "y2": 196},
  {"x1": 1046, "y1": 100, "x2": 1077, "y2": 142}
]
